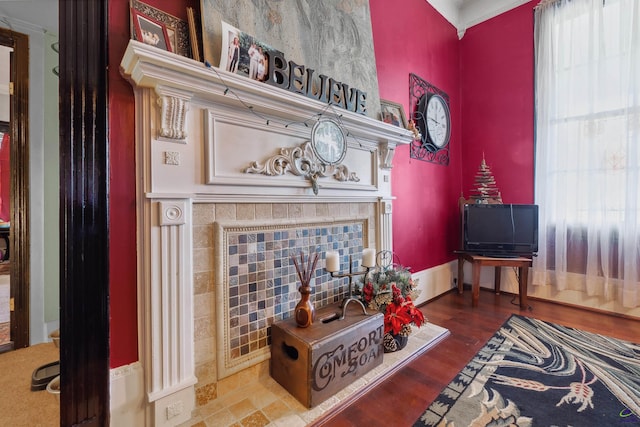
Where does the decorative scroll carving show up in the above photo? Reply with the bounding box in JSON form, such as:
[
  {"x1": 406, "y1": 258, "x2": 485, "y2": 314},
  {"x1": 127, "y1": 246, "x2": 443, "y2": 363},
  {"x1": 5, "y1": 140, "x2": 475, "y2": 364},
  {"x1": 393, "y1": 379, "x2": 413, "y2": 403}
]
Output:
[
  {"x1": 379, "y1": 142, "x2": 395, "y2": 170},
  {"x1": 333, "y1": 164, "x2": 360, "y2": 182},
  {"x1": 158, "y1": 94, "x2": 188, "y2": 140},
  {"x1": 244, "y1": 141, "x2": 360, "y2": 195}
]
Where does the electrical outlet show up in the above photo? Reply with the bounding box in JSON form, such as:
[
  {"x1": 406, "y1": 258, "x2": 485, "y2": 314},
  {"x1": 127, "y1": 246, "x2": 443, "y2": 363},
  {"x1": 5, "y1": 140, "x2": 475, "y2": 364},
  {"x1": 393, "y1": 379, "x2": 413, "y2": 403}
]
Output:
[{"x1": 166, "y1": 400, "x2": 184, "y2": 420}]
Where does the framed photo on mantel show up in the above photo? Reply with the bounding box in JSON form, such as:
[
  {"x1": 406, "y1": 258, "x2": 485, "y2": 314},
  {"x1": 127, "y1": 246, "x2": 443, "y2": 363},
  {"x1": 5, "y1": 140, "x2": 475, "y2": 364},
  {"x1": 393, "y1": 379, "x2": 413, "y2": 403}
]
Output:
[
  {"x1": 129, "y1": 0, "x2": 193, "y2": 58},
  {"x1": 131, "y1": 8, "x2": 172, "y2": 52},
  {"x1": 380, "y1": 99, "x2": 407, "y2": 128}
]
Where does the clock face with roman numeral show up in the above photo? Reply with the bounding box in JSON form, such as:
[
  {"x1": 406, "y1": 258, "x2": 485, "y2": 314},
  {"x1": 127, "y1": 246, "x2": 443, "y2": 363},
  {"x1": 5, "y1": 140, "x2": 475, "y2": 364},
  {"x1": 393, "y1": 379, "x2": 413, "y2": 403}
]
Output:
[{"x1": 425, "y1": 94, "x2": 451, "y2": 148}]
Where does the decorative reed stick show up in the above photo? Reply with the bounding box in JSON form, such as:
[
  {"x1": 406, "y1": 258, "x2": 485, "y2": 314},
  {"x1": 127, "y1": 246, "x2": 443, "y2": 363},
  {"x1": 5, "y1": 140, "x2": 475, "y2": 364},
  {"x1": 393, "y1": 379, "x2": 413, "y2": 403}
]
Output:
[
  {"x1": 292, "y1": 251, "x2": 318, "y2": 287},
  {"x1": 292, "y1": 251, "x2": 318, "y2": 327}
]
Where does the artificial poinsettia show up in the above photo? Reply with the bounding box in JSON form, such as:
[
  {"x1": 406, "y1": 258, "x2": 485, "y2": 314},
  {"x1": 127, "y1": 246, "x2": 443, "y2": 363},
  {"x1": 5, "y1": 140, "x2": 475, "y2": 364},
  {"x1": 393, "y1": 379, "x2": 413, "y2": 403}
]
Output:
[
  {"x1": 384, "y1": 296, "x2": 425, "y2": 335},
  {"x1": 358, "y1": 263, "x2": 426, "y2": 337}
]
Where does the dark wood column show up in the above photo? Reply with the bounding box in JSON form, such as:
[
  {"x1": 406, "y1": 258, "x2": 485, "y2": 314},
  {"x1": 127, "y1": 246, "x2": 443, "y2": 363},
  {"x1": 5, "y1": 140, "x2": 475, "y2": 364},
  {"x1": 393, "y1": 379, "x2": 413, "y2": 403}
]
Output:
[
  {"x1": 0, "y1": 26, "x2": 30, "y2": 351},
  {"x1": 59, "y1": 0, "x2": 110, "y2": 425}
]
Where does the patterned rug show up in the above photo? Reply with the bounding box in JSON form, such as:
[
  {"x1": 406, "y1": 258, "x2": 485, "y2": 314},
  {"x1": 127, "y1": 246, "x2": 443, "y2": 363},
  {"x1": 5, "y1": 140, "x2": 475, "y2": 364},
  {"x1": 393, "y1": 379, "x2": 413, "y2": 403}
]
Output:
[{"x1": 414, "y1": 315, "x2": 640, "y2": 427}]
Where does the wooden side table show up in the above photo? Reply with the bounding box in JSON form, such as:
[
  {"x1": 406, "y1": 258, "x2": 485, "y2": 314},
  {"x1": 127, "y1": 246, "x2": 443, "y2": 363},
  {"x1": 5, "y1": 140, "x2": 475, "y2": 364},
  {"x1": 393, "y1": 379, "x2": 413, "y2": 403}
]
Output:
[{"x1": 456, "y1": 252, "x2": 532, "y2": 309}]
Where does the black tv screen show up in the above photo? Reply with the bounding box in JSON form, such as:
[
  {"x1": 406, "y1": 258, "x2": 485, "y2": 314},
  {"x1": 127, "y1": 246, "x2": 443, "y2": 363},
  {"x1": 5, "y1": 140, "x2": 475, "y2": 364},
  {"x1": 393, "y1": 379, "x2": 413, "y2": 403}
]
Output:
[{"x1": 463, "y1": 204, "x2": 539, "y2": 256}]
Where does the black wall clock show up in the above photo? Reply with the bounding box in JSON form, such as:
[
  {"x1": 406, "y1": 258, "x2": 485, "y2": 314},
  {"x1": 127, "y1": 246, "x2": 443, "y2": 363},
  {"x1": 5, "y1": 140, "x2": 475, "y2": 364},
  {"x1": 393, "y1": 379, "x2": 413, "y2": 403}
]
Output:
[
  {"x1": 425, "y1": 94, "x2": 451, "y2": 148},
  {"x1": 410, "y1": 73, "x2": 451, "y2": 166}
]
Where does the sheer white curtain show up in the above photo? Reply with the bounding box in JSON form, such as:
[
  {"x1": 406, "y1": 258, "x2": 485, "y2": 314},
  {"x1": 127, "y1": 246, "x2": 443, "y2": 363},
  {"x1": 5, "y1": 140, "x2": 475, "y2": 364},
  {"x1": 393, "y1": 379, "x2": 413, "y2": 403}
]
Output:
[{"x1": 533, "y1": 0, "x2": 640, "y2": 308}]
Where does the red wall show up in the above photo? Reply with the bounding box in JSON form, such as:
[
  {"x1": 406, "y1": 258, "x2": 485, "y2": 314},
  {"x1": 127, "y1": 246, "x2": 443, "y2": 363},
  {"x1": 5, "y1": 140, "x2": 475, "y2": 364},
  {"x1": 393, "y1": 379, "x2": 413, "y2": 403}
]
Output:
[
  {"x1": 370, "y1": 0, "x2": 462, "y2": 272},
  {"x1": 107, "y1": 0, "x2": 538, "y2": 368},
  {"x1": 459, "y1": 2, "x2": 537, "y2": 204},
  {"x1": 107, "y1": 0, "x2": 198, "y2": 368}
]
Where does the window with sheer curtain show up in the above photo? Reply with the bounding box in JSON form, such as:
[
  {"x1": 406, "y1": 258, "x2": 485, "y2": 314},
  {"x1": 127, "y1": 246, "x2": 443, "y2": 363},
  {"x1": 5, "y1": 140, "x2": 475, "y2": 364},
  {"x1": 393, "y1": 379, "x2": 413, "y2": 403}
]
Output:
[{"x1": 532, "y1": 0, "x2": 639, "y2": 308}]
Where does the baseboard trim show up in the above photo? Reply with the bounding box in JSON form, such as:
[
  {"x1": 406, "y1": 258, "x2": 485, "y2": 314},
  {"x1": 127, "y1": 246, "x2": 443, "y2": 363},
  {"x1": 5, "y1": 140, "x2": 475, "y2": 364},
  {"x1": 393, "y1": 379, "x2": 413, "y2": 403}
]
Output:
[
  {"x1": 527, "y1": 295, "x2": 640, "y2": 321},
  {"x1": 0, "y1": 341, "x2": 14, "y2": 354},
  {"x1": 110, "y1": 362, "x2": 145, "y2": 426}
]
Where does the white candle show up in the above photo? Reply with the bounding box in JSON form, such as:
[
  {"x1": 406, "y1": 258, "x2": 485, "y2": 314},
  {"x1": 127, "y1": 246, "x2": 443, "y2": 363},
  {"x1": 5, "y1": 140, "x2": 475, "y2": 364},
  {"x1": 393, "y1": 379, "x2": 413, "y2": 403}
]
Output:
[
  {"x1": 362, "y1": 248, "x2": 376, "y2": 268},
  {"x1": 326, "y1": 251, "x2": 339, "y2": 272}
]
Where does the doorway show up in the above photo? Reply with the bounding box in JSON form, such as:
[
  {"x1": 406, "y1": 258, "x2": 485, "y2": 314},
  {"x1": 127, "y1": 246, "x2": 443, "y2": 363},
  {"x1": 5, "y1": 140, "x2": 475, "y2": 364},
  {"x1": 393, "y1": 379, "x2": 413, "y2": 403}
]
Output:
[
  {"x1": 2, "y1": 1, "x2": 110, "y2": 423},
  {"x1": 0, "y1": 119, "x2": 9, "y2": 352},
  {"x1": 0, "y1": 27, "x2": 30, "y2": 351}
]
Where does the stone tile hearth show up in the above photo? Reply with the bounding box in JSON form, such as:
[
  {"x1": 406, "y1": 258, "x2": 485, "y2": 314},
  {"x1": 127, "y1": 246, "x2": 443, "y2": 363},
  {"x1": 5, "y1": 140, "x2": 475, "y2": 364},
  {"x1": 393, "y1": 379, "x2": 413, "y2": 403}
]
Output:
[{"x1": 181, "y1": 322, "x2": 450, "y2": 427}]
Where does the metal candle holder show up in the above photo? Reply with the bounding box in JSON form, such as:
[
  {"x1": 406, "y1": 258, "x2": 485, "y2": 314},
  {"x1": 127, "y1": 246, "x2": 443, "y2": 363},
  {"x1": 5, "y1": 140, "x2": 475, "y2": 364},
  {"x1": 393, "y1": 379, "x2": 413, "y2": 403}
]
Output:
[{"x1": 329, "y1": 254, "x2": 372, "y2": 319}]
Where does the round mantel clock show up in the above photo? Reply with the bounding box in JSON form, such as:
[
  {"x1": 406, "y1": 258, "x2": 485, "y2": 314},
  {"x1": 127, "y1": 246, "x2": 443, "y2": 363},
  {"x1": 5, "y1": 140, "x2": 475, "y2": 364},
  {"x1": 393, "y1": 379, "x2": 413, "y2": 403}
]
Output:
[
  {"x1": 311, "y1": 119, "x2": 347, "y2": 165},
  {"x1": 424, "y1": 94, "x2": 451, "y2": 149}
]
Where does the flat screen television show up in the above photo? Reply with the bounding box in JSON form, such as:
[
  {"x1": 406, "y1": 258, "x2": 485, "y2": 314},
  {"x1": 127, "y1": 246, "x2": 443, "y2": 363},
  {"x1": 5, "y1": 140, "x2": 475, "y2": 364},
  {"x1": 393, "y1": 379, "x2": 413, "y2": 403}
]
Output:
[{"x1": 463, "y1": 203, "x2": 539, "y2": 256}]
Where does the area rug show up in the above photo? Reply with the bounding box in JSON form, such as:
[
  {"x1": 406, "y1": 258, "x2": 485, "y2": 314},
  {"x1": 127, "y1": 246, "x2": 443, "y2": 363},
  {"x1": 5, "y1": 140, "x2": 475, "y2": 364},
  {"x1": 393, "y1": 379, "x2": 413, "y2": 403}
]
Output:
[{"x1": 415, "y1": 315, "x2": 640, "y2": 427}]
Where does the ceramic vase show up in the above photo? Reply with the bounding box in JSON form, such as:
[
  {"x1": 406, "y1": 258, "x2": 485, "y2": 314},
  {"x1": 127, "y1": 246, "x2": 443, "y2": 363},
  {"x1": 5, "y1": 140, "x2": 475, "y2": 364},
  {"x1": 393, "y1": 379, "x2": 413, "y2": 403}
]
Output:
[{"x1": 295, "y1": 284, "x2": 315, "y2": 328}]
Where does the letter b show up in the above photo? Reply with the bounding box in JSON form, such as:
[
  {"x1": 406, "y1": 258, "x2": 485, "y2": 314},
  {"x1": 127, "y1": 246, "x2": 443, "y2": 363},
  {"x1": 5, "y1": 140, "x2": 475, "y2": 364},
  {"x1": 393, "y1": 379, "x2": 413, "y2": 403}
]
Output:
[{"x1": 265, "y1": 50, "x2": 289, "y2": 90}]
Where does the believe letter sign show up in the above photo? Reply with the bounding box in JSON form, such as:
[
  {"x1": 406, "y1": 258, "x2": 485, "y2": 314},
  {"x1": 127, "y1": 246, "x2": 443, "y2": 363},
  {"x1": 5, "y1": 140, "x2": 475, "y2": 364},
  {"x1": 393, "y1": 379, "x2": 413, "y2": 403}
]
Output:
[{"x1": 265, "y1": 51, "x2": 367, "y2": 115}]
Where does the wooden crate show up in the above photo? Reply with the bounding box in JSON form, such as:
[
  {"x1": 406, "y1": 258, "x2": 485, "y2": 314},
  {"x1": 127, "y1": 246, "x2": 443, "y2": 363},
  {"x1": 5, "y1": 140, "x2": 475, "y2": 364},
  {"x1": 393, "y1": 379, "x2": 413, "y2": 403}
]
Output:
[{"x1": 270, "y1": 302, "x2": 384, "y2": 407}]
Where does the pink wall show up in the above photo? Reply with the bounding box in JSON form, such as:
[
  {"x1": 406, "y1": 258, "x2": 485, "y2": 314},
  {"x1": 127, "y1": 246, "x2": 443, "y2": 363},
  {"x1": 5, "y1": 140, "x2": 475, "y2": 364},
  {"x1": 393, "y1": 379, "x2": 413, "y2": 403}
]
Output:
[
  {"x1": 460, "y1": 2, "x2": 537, "y2": 204},
  {"x1": 108, "y1": 0, "x2": 136, "y2": 368},
  {"x1": 107, "y1": 0, "x2": 538, "y2": 367},
  {"x1": 108, "y1": 0, "x2": 198, "y2": 368},
  {"x1": 370, "y1": 0, "x2": 462, "y2": 272}
]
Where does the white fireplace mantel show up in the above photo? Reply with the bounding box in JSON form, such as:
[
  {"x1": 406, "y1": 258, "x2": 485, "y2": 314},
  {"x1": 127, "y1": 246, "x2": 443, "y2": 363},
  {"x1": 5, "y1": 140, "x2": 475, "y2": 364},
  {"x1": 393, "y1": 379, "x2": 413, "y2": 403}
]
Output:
[
  {"x1": 120, "y1": 40, "x2": 412, "y2": 426},
  {"x1": 121, "y1": 40, "x2": 413, "y2": 200},
  {"x1": 121, "y1": 40, "x2": 412, "y2": 150}
]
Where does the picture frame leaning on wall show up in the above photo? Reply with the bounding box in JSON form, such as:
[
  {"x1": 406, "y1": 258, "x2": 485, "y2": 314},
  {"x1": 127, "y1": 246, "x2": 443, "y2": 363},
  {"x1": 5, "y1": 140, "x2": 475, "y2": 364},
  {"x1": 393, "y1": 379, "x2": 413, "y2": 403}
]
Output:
[
  {"x1": 129, "y1": 0, "x2": 192, "y2": 58},
  {"x1": 131, "y1": 9, "x2": 173, "y2": 52},
  {"x1": 380, "y1": 99, "x2": 407, "y2": 128}
]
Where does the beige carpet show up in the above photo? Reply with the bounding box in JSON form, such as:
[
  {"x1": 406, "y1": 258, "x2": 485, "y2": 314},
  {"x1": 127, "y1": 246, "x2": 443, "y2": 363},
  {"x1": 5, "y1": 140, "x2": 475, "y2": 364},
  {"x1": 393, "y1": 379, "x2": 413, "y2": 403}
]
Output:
[{"x1": 0, "y1": 342, "x2": 59, "y2": 427}]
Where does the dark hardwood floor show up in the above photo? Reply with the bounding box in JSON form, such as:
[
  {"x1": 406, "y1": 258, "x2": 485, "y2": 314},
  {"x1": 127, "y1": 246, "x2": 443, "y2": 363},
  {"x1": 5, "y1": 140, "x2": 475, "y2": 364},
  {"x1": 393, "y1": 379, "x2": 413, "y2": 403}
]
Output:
[{"x1": 314, "y1": 288, "x2": 640, "y2": 426}]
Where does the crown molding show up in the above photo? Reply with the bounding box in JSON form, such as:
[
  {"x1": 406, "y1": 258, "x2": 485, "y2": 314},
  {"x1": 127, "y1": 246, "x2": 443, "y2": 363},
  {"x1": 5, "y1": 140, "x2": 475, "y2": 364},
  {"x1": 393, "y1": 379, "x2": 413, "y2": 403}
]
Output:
[{"x1": 427, "y1": 0, "x2": 533, "y2": 39}]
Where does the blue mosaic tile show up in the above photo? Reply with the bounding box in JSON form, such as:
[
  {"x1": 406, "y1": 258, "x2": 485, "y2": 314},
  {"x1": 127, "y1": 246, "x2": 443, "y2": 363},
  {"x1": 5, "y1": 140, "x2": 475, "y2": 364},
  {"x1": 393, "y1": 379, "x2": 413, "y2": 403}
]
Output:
[{"x1": 224, "y1": 220, "x2": 367, "y2": 362}]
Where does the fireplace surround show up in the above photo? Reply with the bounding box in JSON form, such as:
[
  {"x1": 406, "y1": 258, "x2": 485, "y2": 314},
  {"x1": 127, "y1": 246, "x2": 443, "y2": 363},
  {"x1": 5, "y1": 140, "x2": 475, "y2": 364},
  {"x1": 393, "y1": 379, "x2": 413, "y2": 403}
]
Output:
[{"x1": 121, "y1": 40, "x2": 413, "y2": 426}]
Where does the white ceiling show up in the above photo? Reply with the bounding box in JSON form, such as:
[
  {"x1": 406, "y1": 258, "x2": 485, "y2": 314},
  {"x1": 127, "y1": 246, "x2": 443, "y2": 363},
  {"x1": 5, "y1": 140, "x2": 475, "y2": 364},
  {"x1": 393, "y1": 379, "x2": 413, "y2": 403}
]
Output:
[
  {"x1": 428, "y1": 0, "x2": 532, "y2": 38},
  {"x1": 0, "y1": 0, "x2": 58, "y2": 34},
  {"x1": 0, "y1": 0, "x2": 530, "y2": 43}
]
